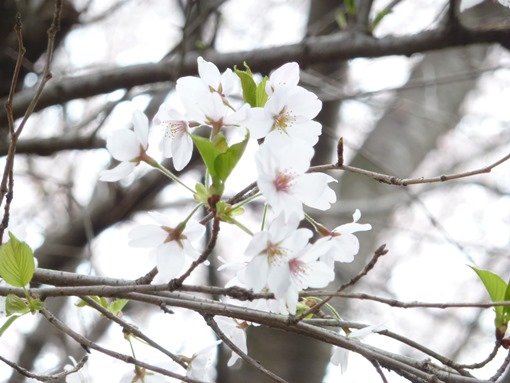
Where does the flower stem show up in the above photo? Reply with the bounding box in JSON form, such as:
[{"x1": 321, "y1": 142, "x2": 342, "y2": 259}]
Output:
[{"x1": 144, "y1": 157, "x2": 195, "y2": 194}]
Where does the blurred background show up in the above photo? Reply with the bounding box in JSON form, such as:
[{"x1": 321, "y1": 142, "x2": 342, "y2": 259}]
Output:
[{"x1": 1, "y1": 0, "x2": 510, "y2": 382}]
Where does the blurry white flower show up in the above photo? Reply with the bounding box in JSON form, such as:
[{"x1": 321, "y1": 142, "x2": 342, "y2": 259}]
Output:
[
  {"x1": 216, "y1": 316, "x2": 248, "y2": 367},
  {"x1": 244, "y1": 85, "x2": 322, "y2": 144},
  {"x1": 153, "y1": 104, "x2": 193, "y2": 171},
  {"x1": 100, "y1": 110, "x2": 150, "y2": 182},
  {"x1": 331, "y1": 324, "x2": 386, "y2": 373},
  {"x1": 240, "y1": 213, "x2": 312, "y2": 298},
  {"x1": 128, "y1": 212, "x2": 205, "y2": 281},
  {"x1": 315, "y1": 209, "x2": 372, "y2": 267},
  {"x1": 186, "y1": 341, "x2": 221, "y2": 382},
  {"x1": 256, "y1": 139, "x2": 336, "y2": 221},
  {"x1": 265, "y1": 62, "x2": 300, "y2": 97}
]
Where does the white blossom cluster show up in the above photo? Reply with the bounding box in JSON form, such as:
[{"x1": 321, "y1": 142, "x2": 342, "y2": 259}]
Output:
[{"x1": 99, "y1": 57, "x2": 373, "y2": 380}]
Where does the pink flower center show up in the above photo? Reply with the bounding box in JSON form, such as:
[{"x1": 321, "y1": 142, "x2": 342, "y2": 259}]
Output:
[{"x1": 273, "y1": 171, "x2": 294, "y2": 192}]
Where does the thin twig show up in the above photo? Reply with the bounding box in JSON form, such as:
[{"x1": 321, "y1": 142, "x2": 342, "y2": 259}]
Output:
[
  {"x1": 79, "y1": 296, "x2": 186, "y2": 368},
  {"x1": 291, "y1": 244, "x2": 388, "y2": 323},
  {"x1": 489, "y1": 349, "x2": 510, "y2": 382},
  {"x1": 39, "y1": 308, "x2": 201, "y2": 382},
  {"x1": 203, "y1": 314, "x2": 289, "y2": 383},
  {"x1": 310, "y1": 152, "x2": 510, "y2": 186},
  {"x1": 371, "y1": 359, "x2": 389, "y2": 383},
  {"x1": 0, "y1": 354, "x2": 87, "y2": 382}
]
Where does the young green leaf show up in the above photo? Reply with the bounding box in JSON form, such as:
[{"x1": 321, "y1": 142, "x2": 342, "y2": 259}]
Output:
[
  {"x1": 190, "y1": 134, "x2": 223, "y2": 178},
  {"x1": 109, "y1": 299, "x2": 129, "y2": 316},
  {"x1": 470, "y1": 266, "x2": 507, "y2": 323},
  {"x1": 0, "y1": 232, "x2": 35, "y2": 288},
  {"x1": 214, "y1": 133, "x2": 250, "y2": 181},
  {"x1": 255, "y1": 76, "x2": 269, "y2": 107},
  {"x1": 5, "y1": 294, "x2": 30, "y2": 316},
  {"x1": 234, "y1": 63, "x2": 257, "y2": 107}
]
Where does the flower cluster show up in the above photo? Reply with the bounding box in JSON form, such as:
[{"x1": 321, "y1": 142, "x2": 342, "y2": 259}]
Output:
[{"x1": 99, "y1": 57, "x2": 372, "y2": 379}]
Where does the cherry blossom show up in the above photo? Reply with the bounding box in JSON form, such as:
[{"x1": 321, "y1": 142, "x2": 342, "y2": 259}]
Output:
[
  {"x1": 178, "y1": 56, "x2": 238, "y2": 102},
  {"x1": 314, "y1": 209, "x2": 372, "y2": 267},
  {"x1": 186, "y1": 341, "x2": 221, "y2": 382},
  {"x1": 128, "y1": 212, "x2": 205, "y2": 281},
  {"x1": 279, "y1": 244, "x2": 335, "y2": 314},
  {"x1": 153, "y1": 103, "x2": 193, "y2": 171},
  {"x1": 239, "y1": 213, "x2": 312, "y2": 298},
  {"x1": 244, "y1": 85, "x2": 322, "y2": 145},
  {"x1": 255, "y1": 139, "x2": 336, "y2": 221},
  {"x1": 99, "y1": 110, "x2": 150, "y2": 182},
  {"x1": 216, "y1": 316, "x2": 248, "y2": 366},
  {"x1": 265, "y1": 62, "x2": 300, "y2": 97},
  {"x1": 331, "y1": 324, "x2": 386, "y2": 373}
]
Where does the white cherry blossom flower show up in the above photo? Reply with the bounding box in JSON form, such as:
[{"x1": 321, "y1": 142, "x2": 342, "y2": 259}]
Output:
[
  {"x1": 186, "y1": 341, "x2": 221, "y2": 382},
  {"x1": 100, "y1": 110, "x2": 150, "y2": 182},
  {"x1": 178, "y1": 56, "x2": 238, "y2": 102},
  {"x1": 153, "y1": 103, "x2": 193, "y2": 171},
  {"x1": 315, "y1": 209, "x2": 372, "y2": 267},
  {"x1": 278, "y1": 244, "x2": 335, "y2": 314},
  {"x1": 244, "y1": 85, "x2": 322, "y2": 144},
  {"x1": 128, "y1": 212, "x2": 205, "y2": 281},
  {"x1": 256, "y1": 139, "x2": 336, "y2": 221},
  {"x1": 240, "y1": 213, "x2": 312, "y2": 298},
  {"x1": 265, "y1": 62, "x2": 300, "y2": 97},
  {"x1": 216, "y1": 316, "x2": 248, "y2": 366},
  {"x1": 331, "y1": 324, "x2": 386, "y2": 373}
]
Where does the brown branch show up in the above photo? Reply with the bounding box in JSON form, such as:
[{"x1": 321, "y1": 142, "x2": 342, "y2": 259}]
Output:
[
  {"x1": 310, "y1": 151, "x2": 510, "y2": 186},
  {"x1": 39, "y1": 307, "x2": 201, "y2": 382},
  {"x1": 0, "y1": 354, "x2": 87, "y2": 382},
  {"x1": 2, "y1": 21, "x2": 510, "y2": 122},
  {"x1": 203, "y1": 314, "x2": 289, "y2": 383},
  {"x1": 291, "y1": 244, "x2": 388, "y2": 323}
]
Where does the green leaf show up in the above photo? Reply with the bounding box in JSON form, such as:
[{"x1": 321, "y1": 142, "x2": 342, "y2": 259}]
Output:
[
  {"x1": 470, "y1": 266, "x2": 507, "y2": 323},
  {"x1": 369, "y1": 9, "x2": 392, "y2": 32},
  {"x1": 5, "y1": 294, "x2": 29, "y2": 316},
  {"x1": 109, "y1": 299, "x2": 129, "y2": 316},
  {"x1": 214, "y1": 133, "x2": 250, "y2": 181},
  {"x1": 0, "y1": 315, "x2": 20, "y2": 337},
  {"x1": 0, "y1": 232, "x2": 35, "y2": 287},
  {"x1": 255, "y1": 77, "x2": 269, "y2": 107},
  {"x1": 190, "y1": 134, "x2": 223, "y2": 177},
  {"x1": 234, "y1": 63, "x2": 257, "y2": 107}
]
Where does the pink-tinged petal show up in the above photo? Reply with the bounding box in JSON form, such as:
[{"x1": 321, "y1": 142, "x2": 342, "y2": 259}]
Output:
[
  {"x1": 156, "y1": 242, "x2": 186, "y2": 280},
  {"x1": 294, "y1": 173, "x2": 336, "y2": 210},
  {"x1": 172, "y1": 133, "x2": 193, "y2": 171},
  {"x1": 243, "y1": 255, "x2": 269, "y2": 292},
  {"x1": 132, "y1": 110, "x2": 149, "y2": 149},
  {"x1": 128, "y1": 225, "x2": 167, "y2": 247},
  {"x1": 106, "y1": 130, "x2": 140, "y2": 161},
  {"x1": 197, "y1": 57, "x2": 221, "y2": 89},
  {"x1": 99, "y1": 162, "x2": 136, "y2": 182}
]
